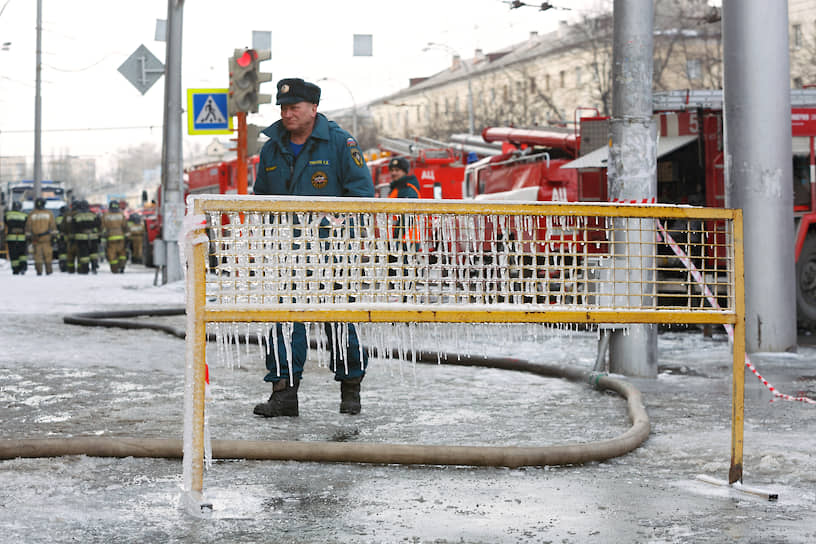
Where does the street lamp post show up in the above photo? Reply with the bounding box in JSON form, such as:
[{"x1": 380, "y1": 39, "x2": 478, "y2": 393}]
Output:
[
  {"x1": 424, "y1": 42, "x2": 475, "y2": 135},
  {"x1": 317, "y1": 77, "x2": 357, "y2": 136}
]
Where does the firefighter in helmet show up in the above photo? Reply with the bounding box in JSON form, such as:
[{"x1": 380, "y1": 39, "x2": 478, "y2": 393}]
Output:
[
  {"x1": 65, "y1": 199, "x2": 80, "y2": 273},
  {"x1": 55, "y1": 205, "x2": 69, "y2": 272},
  {"x1": 4, "y1": 201, "x2": 28, "y2": 274},
  {"x1": 101, "y1": 200, "x2": 128, "y2": 273},
  {"x1": 25, "y1": 197, "x2": 57, "y2": 275},
  {"x1": 127, "y1": 213, "x2": 145, "y2": 264},
  {"x1": 70, "y1": 200, "x2": 99, "y2": 274}
]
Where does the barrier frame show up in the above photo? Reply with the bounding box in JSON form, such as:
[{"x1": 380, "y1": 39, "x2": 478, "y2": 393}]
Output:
[{"x1": 182, "y1": 195, "x2": 745, "y2": 503}]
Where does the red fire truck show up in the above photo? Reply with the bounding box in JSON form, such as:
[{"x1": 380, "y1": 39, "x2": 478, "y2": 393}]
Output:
[
  {"x1": 143, "y1": 155, "x2": 259, "y2": 266},
  {"x1": 371, "y1": 136, "x2": 502, "y2": 199},
  {"x1": 464, "y1": 90, "x2": 816, "y2": 327}
]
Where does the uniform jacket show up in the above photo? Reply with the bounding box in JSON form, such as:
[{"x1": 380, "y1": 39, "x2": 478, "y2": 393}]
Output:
[
  {"x1": 4, "y1": 210, "x2": 28, "y2": 241},
  {"x1": 71, "y1": 211, "x2": 100, "y2": 240},
  {"x1": 254, "y1": 113, "x2": 374, "y2": 198},
  {"x1": 101, "y1": 211, "x2": 127, "y2": 241},
  {"x1": 388, "y1": 175, "x2": 421, "y2": 199},
  {"x1": 25, "y1": 209, "x2": 57, "y2": 242},
  {"x1": 128, "y1": 220, "x2": 145, "y2": 239}
]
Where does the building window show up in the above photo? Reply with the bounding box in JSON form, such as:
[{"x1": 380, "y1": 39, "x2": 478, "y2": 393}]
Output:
[
  {"x1": 530, "y1": 77, "x2": 536, "y2": 93},
  {"x1": 559, "y1": 70, "x2": 565, "y2": 88},
  {"x1": 793, "y1": 23, "x2": 803, "y2": 49},
  {"x1": 545, "y1": 74, "x2": 551, "y2": 91},
  {"x1": 575, "y1": 66, "x2": 582, "y2": 86},
  {"x1": 794, "y1": 76, "x2": 803, "y2": 88},
  {"x1": 686, "y1": 59, "x2": 702, "y2": 81}
]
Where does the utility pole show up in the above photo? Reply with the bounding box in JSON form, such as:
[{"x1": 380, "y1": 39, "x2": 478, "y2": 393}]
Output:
[
  {"x1": 722, "y1": 1, "x2": 796, "y2": 353},
  {"x1": 160, "y1": 0, "x2": 184, "y2": 284},
  {"x1": 606, "y1": 0, "x2": 658, "y2": 377},
  {"x1": 33, "y1": 0, "x2": 42, "y2": 198}
]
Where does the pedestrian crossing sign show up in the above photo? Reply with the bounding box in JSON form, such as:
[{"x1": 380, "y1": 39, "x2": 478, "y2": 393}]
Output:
[{"x1": 187, "y1": 88, "x2": 234, "y2": 135}]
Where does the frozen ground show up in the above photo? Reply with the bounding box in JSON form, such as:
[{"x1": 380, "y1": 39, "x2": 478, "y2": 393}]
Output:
[{"x1": 0, "y1": 258, "x2": 815, "y2": 543}]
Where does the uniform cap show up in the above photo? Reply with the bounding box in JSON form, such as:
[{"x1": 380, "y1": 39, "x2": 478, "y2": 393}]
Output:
[
  {"x1": 276, "y1": 78, "x2": 321, "y2": 105},
  {"x1": 388, "y1": 157, "x2": 410, "y2": 173}
]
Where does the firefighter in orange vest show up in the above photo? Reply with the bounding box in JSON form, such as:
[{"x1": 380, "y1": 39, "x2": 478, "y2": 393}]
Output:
[
  {"x1": 101, "y1": 200, "x2": 128, "y2": 273},
  {"x1": 25, "y1": 197, "x2": 57, "y2": 275},
  {"x1": 386, "y1": 157, "x2": 421, "y2": 298}
]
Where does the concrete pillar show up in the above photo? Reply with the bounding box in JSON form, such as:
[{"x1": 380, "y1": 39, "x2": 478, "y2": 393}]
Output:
[
  {"x1": 160, "y1": 0, "x2": 185, "y2": 284},
  {"x1": 606, "y1": 0, "x2": 658, "y2": 377},
  {"x1": 722, "y1": 1, "x2": 797, "y2": 352}
]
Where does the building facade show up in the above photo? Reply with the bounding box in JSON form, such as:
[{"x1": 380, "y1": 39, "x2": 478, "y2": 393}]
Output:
[{"x1": 367, "y1": 0, "x2": 808, "y2": 143}]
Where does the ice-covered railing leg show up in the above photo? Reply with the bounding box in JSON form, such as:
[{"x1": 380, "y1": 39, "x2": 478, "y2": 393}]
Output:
[{"x1": 180, "y1": 208, "x2": 213, "y2": 514}]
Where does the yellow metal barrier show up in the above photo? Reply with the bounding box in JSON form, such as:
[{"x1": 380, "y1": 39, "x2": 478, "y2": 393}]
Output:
[{"x1": 182, "y1": 195, "x2": 745, "y2": 500}]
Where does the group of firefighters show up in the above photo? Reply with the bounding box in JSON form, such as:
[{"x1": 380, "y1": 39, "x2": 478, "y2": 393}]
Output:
[{"x1": 2, "y1": 198, "x2": 146, "y2": 275}]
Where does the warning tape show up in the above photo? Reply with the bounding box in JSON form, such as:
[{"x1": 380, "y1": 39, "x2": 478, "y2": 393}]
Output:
[{"x1": 656, "y1": 220, "x2": 815, "y2": 405}]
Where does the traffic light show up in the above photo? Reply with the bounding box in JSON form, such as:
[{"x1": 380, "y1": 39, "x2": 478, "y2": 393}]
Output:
[
  {"x1": 246, "y1": 124, "x2": 264, "y2": 156},
  {"x1": 252, "y1": 49, "x2": 273, "y2": 111},
  {"x1": 228, "y1": 48, "x2": 272, "y2": 115}
]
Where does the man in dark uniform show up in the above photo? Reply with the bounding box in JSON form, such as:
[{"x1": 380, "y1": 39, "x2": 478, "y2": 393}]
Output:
[
  {"x1": 4, "y1": 201, "x2": 28, "y2": 275},
  {"x1": 252, "y1": 78, "x2": 375, "y2": 418}
]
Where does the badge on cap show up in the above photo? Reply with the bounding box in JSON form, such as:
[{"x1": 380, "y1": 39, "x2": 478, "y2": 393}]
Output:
[{"x1": 281, "y1": 84, "x2": 290, "y2": 93}]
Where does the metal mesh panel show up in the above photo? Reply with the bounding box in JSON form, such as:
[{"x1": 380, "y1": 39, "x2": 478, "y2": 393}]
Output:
[{"x1": 191, "y1": 196, "x2": 739, "y2": 320}]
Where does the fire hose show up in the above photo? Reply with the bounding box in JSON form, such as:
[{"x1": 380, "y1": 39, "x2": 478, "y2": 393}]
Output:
[{"x1": 0, "y1": 309, "x2": 650, "y2": 467}]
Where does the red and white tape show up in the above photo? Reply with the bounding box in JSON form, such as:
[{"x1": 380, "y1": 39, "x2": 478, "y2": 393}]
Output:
[
  {"x1": 656, "y1": 220, "x2": 815, "y2": 405},
  {"x1": 611, "y1": 197, "x2": 658, "y2": 204}
]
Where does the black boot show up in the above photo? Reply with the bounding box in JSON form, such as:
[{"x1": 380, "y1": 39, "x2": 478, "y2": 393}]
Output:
[
  {"x1": 253, "y1": 378, "x2": 300, "y2": 417},
  {"x1": 340, "y1": 376, "x2": 362, "y2": 415}
]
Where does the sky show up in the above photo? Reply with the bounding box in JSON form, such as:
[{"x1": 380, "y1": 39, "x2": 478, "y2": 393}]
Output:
[{"x1": 0, "y1": 0, "x2": 611, "y2": 168}]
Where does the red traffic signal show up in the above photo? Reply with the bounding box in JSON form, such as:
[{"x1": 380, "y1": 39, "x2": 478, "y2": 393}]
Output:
[{"x1": 228, "y1": 48, "x2": 272, "y2": 115}]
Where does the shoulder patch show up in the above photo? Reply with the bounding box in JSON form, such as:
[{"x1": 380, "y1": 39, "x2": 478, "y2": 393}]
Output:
[
  {"x1": 346, "y1": 137, "x2": 357, "y2": 147},
  {"x1": 350, "y1": 147, "x2": 364, "y2": 167}
]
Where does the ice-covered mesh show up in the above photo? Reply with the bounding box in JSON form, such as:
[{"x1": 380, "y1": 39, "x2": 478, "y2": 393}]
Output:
[{"x1": 192, "y1": 195, "x2": 738, "y2": 316}]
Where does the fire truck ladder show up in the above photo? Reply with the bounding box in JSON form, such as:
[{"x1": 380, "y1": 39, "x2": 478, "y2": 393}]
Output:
[
  {"x1": 653, "y1": 88, "x2": 816, "y2": 110},
  {"x1": 379, "y1": 137, "x2": 456, "y2": 160}
]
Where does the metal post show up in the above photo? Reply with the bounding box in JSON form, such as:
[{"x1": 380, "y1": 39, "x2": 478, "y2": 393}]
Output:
[
  {"x1": 236, "y1": 112, "x2": 247, "y2": 194},
  {"x1": 160, "y1": 0, "x2": 184, "y2": 284},
  {"x1": 33, "y1": 0, "x2": 42, "y2": 198},
  {"x1": 606, "y1": 0, "x2": 658, "y2": 378},
  {"x1": 722, "y1": 1, "x2": 796, "y2": 352}
]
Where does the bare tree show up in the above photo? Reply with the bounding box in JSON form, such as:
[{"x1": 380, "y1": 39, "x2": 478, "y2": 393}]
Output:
[{"x1": 790, "y1": 21, "x2": 816, "y2": 87}]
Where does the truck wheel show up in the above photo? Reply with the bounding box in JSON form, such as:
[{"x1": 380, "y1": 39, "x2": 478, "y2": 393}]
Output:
[{"x1": 796, "y1": 232, "x2": 816, "y2": 330}]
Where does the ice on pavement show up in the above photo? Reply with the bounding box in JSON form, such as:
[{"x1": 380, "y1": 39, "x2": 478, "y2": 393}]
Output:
[{"x1": 1, "y1": 258, "x2": 815, "y2": 543}]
